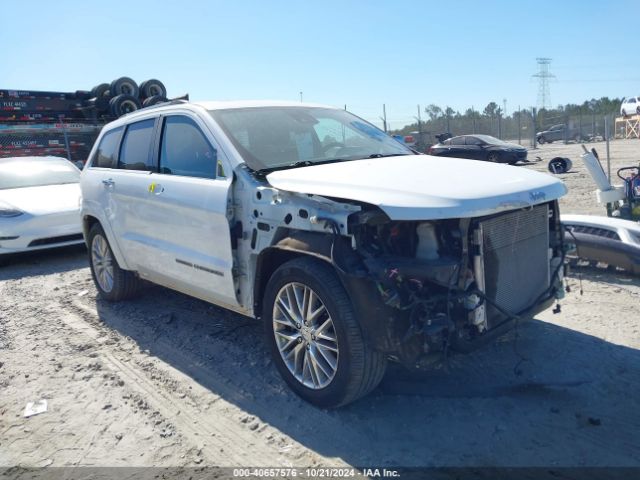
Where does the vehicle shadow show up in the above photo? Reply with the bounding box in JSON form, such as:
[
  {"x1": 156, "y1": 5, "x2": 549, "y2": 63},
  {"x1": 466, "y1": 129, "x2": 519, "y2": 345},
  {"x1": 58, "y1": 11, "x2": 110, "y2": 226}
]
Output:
[
  {"x1": 93, "y1": 285, "x2": 640, "y2": 467},
  {"x1": 567, "y1": 265, "x2": 640, "y2": 287},
  {"x1": 0, "y1": 245, "x2": 87, "y2": 281}
]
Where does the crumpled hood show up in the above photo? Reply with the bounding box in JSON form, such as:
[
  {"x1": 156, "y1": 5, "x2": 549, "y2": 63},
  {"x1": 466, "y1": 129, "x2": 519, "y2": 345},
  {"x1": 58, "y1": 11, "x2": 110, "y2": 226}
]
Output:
[{"x1": 267, "y1": 155, "x2": 567, "y2": 220}]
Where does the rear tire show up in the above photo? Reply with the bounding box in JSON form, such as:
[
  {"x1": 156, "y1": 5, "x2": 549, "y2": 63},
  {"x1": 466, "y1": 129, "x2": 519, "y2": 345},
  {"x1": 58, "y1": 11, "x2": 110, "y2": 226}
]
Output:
[
  {"x1": 263, "y1": 257, "x2": 386, "y2": 408},
  {"x1": 109, "y1": 77, "x2": 139, "y2": 98},
  {"x1": 91, "y1": 83, "x2": 110, "y2": 98},
  {"x1": 139, "y1": 79, "x2": 167, "y2": 99},
  {"x1": 142, "y1": 95, "x2": 168, "y2": 107},
  {"x1": 88, "y1": 223, "x2": 142, "y2": 301},
  {"x1": 109, "y1": 94, "x2": 141, "y2": 117}
]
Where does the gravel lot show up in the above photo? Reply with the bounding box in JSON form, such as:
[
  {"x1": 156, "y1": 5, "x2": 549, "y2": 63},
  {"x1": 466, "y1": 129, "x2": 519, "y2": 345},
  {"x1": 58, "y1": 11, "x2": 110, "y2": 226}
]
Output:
[{"x1": 1, "y1": 139, "x2": 639, "y2": 470}]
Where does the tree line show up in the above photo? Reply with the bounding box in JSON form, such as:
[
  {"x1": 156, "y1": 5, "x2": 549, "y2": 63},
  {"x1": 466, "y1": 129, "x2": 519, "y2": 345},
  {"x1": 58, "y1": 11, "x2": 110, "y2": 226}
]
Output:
[{"x1": 392, "y1": 96, "x2": 623, "y2": 141}]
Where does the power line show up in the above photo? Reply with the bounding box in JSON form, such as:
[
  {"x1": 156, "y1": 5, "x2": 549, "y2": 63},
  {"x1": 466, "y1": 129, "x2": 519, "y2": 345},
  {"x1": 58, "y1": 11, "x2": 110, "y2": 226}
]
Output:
[{"x1": 532, "y1": 57, "x2": 555, "y2": 109}]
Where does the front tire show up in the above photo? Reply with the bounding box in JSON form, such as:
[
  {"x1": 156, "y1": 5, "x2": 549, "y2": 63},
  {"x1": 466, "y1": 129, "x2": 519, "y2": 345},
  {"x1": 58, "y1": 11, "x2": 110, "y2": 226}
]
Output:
[
  {"x1": 538, "y1": 136, "x2": 545, "y2": 144},
  {"x1": 263, "y1": 257, "x2": 386, "y2": 408},
  {"x1": 88, "y1": 223, "x2": 141, "y2": 301},
  {"x1": 487, "y1": 151, "x2": 500, "y2": 162}
]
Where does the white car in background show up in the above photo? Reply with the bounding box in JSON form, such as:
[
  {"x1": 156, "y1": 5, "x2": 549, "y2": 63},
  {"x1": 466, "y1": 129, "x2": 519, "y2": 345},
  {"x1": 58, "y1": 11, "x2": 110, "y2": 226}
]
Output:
[
  {"x1": 620, "y1": 96, "x2": 640, "y2": 117},
  {"x1": 0, "y1": 156, "x2": 84, "y2": 261}
]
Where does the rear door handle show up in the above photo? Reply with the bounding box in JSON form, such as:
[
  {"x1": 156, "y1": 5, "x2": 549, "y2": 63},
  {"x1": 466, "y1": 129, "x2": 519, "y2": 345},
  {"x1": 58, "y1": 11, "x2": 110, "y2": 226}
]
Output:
[{"x1": 102, "y1": 178, "x2": 115, "y2": 187}]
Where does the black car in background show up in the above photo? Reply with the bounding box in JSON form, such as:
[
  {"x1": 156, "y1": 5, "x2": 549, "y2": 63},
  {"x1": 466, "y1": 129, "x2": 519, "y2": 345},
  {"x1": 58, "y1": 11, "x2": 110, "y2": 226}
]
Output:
[{"x1": 428, "y1": 134, "x2": 527, "y2": 164}]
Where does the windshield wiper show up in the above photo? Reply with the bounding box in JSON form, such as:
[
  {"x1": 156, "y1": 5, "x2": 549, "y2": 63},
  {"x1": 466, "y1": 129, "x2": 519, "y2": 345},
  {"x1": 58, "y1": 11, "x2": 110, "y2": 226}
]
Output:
[
  {"x1": 367, "y1": 153, "x2": 412, "y2": 158},
  {"x1": 254, "y1": 158, "x2": 353, "y2": 175}
]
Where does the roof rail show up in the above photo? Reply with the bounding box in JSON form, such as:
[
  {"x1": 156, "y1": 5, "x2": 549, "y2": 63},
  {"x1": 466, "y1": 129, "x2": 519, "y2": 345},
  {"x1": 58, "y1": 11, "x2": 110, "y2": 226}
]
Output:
[{"x1": 128, "y1": 94, "x2": 191, "y2": 116}]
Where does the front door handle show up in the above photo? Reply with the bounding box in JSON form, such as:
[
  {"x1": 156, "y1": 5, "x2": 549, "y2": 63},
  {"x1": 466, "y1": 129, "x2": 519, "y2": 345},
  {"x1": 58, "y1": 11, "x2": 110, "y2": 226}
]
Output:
[{"x1": 102, "y1": 178, "x2": 115, "y2": 187}]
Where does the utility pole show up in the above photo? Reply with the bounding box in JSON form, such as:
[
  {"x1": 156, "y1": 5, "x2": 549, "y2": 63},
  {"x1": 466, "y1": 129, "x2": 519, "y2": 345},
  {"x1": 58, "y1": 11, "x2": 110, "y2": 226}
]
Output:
[
  {"x1": 503, "y1": 98, "x2": 507, "y2": 117},
  {"x1": 532, "y1": 58, "x2": 555, "y2": 110},
  {"x1": 532, "y1": 107, "x2": 538, "y2": 149},
  {"x1": 472, "y1": 105, "x2": 476, "y2": 134},
  {"x1": 415, "y1": 105, "x2": 423, "y2": 151},
  {"x1": 518, "y1": 105, "x2": 521, "y2": 145},
  {"x1": 380, "y1": 104, "x2": 387, "y2": 132},
  {"x1": 299, "y1": 91, "x2": 303, "y2": 102}
]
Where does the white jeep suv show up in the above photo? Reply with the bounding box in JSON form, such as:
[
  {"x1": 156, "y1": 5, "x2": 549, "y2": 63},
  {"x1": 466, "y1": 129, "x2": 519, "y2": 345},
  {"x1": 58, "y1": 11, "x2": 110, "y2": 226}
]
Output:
[{"x1": 80, "y1": 100, "x2": 567, "y2": 407}]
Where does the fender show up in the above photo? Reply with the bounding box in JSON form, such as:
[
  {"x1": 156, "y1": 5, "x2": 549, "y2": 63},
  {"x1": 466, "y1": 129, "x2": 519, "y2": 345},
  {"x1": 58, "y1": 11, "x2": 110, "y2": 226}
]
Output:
[{"x1": 81, "y1": 202, "x2": 131, "y2": 271}]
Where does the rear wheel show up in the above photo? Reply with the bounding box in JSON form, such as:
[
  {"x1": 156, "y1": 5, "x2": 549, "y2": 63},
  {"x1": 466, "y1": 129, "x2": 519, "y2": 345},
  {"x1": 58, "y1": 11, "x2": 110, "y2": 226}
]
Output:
[
  {"x1": 109, "y1": 94, "x2": 141, "y2": 117},
  {"x1": 109, "y1": 76, "x2": 139, "y2": 98},
  {"x1": 88, "y1": 223, "x2": 141, "y2": 301},
  {"x1": 263, "y1": 257, "x2": 386, "y2": 408}
]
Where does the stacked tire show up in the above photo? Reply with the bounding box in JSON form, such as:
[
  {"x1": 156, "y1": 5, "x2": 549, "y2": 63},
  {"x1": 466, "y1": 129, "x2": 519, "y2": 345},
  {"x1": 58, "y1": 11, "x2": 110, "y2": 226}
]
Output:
[{"x1": 88, "y1": 77, "x2": 168, "y2": 118}]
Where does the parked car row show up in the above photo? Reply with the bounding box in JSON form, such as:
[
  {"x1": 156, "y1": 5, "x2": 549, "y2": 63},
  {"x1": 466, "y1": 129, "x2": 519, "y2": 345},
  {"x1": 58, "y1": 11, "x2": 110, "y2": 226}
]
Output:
[
  {"x1": 427, "y1": 134, "x2": 527, "y2": 164},
  {"x1": 2, "y1": 100, "x2": 568, "y2": 407}
]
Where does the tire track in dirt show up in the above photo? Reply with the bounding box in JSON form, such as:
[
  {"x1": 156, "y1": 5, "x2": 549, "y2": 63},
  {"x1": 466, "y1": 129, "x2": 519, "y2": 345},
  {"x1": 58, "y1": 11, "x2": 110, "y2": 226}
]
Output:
[{"x1": 56, "y1": 298, "x2": 312, "y2": 467}]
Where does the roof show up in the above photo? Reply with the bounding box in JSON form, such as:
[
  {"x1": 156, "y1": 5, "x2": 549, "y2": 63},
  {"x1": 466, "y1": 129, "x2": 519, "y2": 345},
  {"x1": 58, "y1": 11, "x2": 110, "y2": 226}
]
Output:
[{"x1": 193, "y1": 100, "x2": 336, "y2": 110}]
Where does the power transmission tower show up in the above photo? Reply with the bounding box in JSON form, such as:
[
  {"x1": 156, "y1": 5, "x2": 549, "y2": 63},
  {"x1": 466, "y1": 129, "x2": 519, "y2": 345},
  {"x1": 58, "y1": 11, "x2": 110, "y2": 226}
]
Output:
[{"x1": 532, "y1": 58, "x2": 555, "y2": 110}]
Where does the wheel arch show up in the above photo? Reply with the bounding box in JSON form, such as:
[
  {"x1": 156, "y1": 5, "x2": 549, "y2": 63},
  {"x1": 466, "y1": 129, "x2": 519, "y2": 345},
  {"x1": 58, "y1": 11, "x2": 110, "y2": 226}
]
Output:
[
  {"x1": 82, "y1": 214, "x2": 131, "y2": 270},
  {"x1": 253, "y1": 230, "x2": 336, "y2": 319}
]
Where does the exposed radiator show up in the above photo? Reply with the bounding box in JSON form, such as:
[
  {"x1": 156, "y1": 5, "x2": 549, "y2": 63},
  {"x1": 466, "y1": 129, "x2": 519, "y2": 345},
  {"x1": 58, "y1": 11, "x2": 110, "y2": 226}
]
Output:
[{"x1": 477, "y1": 204, "x2": 550, "y2": 326}]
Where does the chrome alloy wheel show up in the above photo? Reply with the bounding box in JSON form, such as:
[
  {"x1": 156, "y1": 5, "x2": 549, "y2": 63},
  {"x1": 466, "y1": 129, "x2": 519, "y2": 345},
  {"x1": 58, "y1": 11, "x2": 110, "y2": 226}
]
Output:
[
  {"x1": 91, "y1": 234, "x2": 114, "y2": 293},
  {"x1": 273, "y1": 282, "x2": 339, "y2": 389}
]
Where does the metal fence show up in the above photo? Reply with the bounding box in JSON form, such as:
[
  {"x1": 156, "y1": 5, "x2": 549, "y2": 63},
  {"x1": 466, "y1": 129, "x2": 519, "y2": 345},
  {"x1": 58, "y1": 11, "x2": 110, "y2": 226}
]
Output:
[{"x1": 398, "y1": 108, "x2": 620, "y2": 152}]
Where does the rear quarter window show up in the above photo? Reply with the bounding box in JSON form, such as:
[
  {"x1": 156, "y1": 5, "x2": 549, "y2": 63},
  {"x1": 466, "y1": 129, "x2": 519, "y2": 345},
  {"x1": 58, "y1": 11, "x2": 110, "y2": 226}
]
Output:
[
  {"x1": 118, "y1": 119, "x2": 157, "y2": 171},
  {"x1": 93, "y1": 127, "x2": 123, "y2": 168}
]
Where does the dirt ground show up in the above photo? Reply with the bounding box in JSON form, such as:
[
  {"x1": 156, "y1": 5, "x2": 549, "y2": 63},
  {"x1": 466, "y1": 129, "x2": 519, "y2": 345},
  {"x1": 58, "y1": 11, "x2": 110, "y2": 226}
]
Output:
[{"x1": 1, "y1": 139, "x2": 639, "y2": 471}]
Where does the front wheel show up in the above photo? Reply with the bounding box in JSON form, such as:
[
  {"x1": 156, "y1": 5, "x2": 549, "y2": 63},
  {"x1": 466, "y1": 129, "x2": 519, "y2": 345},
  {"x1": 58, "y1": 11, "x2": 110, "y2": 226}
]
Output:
[
  {"x1": 263, "y1": 257, "x2": 386, "y2": 408},
  {"x1": 487, "y1": 151, "x2": 500, "y2": 162},
  {"x1": 538, "y1": 136, "x2": 545, "y2": 144}
]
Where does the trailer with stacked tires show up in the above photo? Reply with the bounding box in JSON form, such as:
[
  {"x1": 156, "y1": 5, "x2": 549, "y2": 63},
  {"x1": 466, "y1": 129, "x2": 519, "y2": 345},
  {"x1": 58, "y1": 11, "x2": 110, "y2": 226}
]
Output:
[{"x1": 0, "y1": 77, "x2": 175, "y2": 163}]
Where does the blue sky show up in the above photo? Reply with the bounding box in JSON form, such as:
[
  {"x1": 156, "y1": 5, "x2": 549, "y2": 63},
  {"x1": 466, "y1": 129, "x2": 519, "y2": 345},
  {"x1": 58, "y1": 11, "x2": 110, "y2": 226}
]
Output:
[{"x1": 3, "y1": 0, "x2": 638, "y2": 129}]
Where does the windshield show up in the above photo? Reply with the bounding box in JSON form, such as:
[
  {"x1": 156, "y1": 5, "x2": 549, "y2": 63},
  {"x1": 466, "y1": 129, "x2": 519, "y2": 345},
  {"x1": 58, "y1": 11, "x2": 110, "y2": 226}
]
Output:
[
  {"x1": 209, "y1": 106, "x2": 413, "y2": 171},
  {"x1": 0, "y1": 158, "x2": 80, "y2": 190},
  {"x1": 472, "y1": 134, "x2": 509, "y2": 145}
]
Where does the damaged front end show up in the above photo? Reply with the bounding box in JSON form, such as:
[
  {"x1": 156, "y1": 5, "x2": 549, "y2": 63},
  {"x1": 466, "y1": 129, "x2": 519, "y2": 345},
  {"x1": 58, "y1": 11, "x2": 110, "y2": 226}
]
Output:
[{"x1": 333, "y1": 201, "x2": 565, "y2": 367}]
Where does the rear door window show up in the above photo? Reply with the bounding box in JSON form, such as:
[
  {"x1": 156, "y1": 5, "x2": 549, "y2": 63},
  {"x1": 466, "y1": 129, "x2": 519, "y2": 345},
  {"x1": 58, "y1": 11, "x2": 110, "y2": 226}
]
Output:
[
  {"x1": 93, "y1": 127, "x2": 123, "y2": 168},
  {"x1": 159, "y1": 115, "x2": 218, "y2": 179},
  {"x1": 118, "y1": 119, "x2": 156, "y2": 171}
]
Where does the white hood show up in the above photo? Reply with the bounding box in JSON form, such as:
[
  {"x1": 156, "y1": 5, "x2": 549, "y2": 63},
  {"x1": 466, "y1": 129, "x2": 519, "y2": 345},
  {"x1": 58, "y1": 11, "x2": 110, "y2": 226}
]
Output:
[
  {"x1": 0, "y1": 183, "x2": 81, "y2": 215},
  {"x1": 267, "y1": 155, "x2": 567, "y2": 220}
]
